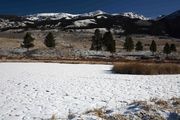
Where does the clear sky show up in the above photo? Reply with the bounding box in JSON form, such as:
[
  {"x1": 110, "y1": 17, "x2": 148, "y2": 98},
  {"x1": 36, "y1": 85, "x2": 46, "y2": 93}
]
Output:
[{"x1": 0, "y1": 0, "x2": 180, "y2": 17}]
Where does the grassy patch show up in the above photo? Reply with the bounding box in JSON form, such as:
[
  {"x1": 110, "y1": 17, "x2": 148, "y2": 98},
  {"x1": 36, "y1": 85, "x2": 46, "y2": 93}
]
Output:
[
  {"x1": 85, "y1": 108, "x2": 127, "y2": 120},
  {"x1": 112, "y1": 63, "x2": 180, "y2": 75},
  {"x1": 85, "y1": 108, "x2": 106, "y2": 118}
]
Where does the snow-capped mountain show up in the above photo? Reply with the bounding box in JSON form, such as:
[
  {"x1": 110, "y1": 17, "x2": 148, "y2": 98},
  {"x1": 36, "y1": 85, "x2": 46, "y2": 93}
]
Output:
[
  {"x1": 122, "y1": 12, "x2": 149, "y2": 20},
  {"x1": 26, "y1": 13, "x2": 79, "y2": 21},
  {"x1": 26, "y1": 10, "x2": 107, "y2": 21},
  {"x1": 26, "y1": 10, "x2": 148, "y2": 21},
  {"x1": 1, "y1": 10, "x2": 180, "y2": 38}
]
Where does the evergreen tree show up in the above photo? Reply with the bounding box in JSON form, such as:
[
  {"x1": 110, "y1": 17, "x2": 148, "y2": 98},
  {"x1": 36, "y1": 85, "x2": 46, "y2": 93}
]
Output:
[
  {"x1": 44, "y1": 32, "x2": 55, "y2": 48},
  {"x1": 21, "y1": 32, "x2": 34, "y2": 51},
  {"x1": 90, "y1": 29, "x2": 103, "y2": 51},
  {"x1": 170, "y1": 44, "x2": 177, "y2": 52},
  {"x1": 150, "y1": 40, "x2": 157, "y2": 55},
  {"x1": 135, "y1": 41, "x2": 143, "y2": 51},
  {"x1": 163, "y1": 43, "x2": 171, "y2": 56},
  {"x1": 103, "y1": 31, "x2": 116, "y2": 53},
  {"x1": 124, "y1": 36, "x2": 134, "y2": 51}
]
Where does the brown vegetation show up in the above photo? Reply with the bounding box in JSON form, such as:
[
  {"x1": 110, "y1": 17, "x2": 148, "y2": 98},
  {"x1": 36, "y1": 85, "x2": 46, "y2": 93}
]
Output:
[
  {"x1": 85, "y1": 108, "x2": 106, "y2": 118},
  {"x1": 85, "y1": 108, "x2": 127, "y2": 120},
  {"x1": 112, "y1": 63, "x2": 180, "y2": 75},
  {"x1": 155, "y1": 100, "x2": 169, "y2": 108}
]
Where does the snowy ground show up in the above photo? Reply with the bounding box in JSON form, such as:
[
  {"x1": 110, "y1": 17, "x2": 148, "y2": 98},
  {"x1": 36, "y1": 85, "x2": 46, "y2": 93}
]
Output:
[{"x1": 0, "y1": 63, "x2": 179, "y2": 120}]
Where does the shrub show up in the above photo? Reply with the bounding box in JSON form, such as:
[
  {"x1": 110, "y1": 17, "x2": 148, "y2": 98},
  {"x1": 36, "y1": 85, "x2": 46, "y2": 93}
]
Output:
[{"x1": 112, "y1": 63, "x2": 180, "y2": 75}]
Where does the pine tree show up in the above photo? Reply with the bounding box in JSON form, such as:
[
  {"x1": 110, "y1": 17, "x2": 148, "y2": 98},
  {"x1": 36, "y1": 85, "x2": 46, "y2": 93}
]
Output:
[
  {"x1": 103, "y1": 31, "x2": 116, "y2": 53},
  {"x1": 44, "y1": 32, "x2": 55, "y2": 48},
  {"x1": 150, "y1": 40, "x2": 157, "y2": 55},
  {"x1": 124, "y1": 36, "x2": 134, "y2": 51},
  {"x1": 90, "y1": 29, "x2": 103, "y2": 51},
  {"x1": 21, "y1": 32, "x2": 34, "y2": 51},
  {"x1": 135, "y1": 41, "x2": 143, "y2": 51},
  {"x1": 170, "y1": 44, "x2": 177, "y2": 52},
  {"x1": 163, "y1": 43, "x2": 171, "y2": 56}
]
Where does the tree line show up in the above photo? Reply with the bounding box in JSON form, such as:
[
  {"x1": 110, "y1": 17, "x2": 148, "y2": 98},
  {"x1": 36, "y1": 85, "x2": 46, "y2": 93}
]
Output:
[
  {"x1": 21, "y1": 32, "x2": 55, "y2": 51},
  {"x1": 91, "y1": 29, "x2": 177, "y2": 56},
  {"x1": 123, "y1": 36, "x2": 177, "y2": 56},
  {"x1": 22, "y1": 30, "x2": 177, "y2": 57}
]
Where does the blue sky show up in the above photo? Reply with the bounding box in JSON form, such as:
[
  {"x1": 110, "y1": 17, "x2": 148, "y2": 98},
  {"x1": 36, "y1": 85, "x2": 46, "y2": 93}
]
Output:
[{"x1": 0, "y1": 0, "x2": 180, "y2": 17}]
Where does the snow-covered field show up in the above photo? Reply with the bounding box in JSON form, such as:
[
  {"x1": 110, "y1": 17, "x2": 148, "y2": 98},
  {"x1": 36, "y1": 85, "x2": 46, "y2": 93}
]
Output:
[{"x1": 0, "y1": 63, "x2": 179, "y2": 120}]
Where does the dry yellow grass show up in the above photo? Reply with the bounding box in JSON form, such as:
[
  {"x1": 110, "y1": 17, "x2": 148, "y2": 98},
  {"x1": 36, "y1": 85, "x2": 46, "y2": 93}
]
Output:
[
  {"x1": 155, "y1": 100, "x2": 169, "y2": 108},
  {"x1": 51, "y1": 114, "x2": 56, "y2": 120},
  {"x1": 85, "y1": 108, "x2": 127, "y2": 120},
  {"x1": 112, "y1": 63, "x2": 180, "y2": 75},
  {"x1": 85, "y1": 108, "x2": 105, "y2": 118},
  {"x1": 106, "y1": 114, "x2": 127, "y2": 120}
]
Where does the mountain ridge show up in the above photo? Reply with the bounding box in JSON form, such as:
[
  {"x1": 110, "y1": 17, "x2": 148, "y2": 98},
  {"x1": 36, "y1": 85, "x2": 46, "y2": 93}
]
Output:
[
  {"x1": 25, "y1": 10, "x2": 149, "y2": 21},
  {"x1": 0, "y1": 10, "x2": 180, "y2": 38}
]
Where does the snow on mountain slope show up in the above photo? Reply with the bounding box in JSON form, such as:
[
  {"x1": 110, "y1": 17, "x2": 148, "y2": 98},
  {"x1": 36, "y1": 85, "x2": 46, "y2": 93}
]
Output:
[
  {"x1": 96, "y1": 15, "x2": 108, "y2": 19},
  {"x1": 122, "y1": 12, "x2": 149, "y2": 20},
  {"x1": 0, "y1": 18, "x2": 27, "y2": 29},
  {"x1": 65, "y1": 19, "x2": 97, "y2": 28},
  {"x1": 74, "y1": 19, "x2": 96, "y2": 27},
  {"x1": 0, "y1": 63, "x2": 179, "y2": 119},
  {"x1": 26, "y1": 13, "x2": 79, "y2": 21},
  {"x1": 81, "y1": 10, "x2": 106, "y2": 17},
  {"x1": 25, "y1": 10, "x2": 149, "y2": 21},
  {"x1": 0, "y1": 10, "x2": 151, "y2": 31},
  {"x1": 26, "y1": 10, "x2": 106, "y2": 21}
]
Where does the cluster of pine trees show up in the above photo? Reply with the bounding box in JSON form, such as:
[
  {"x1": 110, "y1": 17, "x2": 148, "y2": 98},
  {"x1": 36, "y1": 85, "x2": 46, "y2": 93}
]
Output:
[
  {"x1": 163, "y1": 43, "x2": 177, "y2": 56},
  {"x1": 90, "y1": 29, "x2": 116, "y2": 53},
  {"x1": 21, "y1": 32, "x2": 55, "y2": 51},
  {"x1": 91, "y1": 31, "x2": 177, "y2": 56},
  {"x1": 22, "y1": 30, "x2": 177, "y2": 57},
  {"x1": 123, "y1": 36, "x2": 177, "y2": 56}
]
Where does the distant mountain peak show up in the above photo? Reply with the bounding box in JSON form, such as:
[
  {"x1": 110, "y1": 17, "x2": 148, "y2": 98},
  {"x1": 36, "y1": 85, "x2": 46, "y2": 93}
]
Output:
[
  {"x1": 122, "y1": 12, "x2": 149, "y2": 20},
  {"x1": 93, "y1": 10, "x2": 106, "y2": 15},
  {"x1": 81, "y1": 10, "x2": 107, "y2": 17}
]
